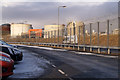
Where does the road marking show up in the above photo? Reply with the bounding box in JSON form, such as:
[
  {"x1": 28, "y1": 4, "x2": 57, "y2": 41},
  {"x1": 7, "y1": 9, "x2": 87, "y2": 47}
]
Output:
[
  {"x1": 34, "y1": 56, "x2": 74, "y2": 80},
  {"x1": 32, "y1": 54, "x2": 72, "y2": 79},
  {"x1": 68, "y1": 77, "x2": 74, "y2": 80},
  {"x1": 74, "y1": 52, "x2": 118, "y2": 58},
  {"x1": 65, "y1": 74, "x2": 68, "y2": 76},
  {"x1": 94, "y1": 54, "x2": 118, "y2": 58},
  {"x1": 52, "y1": 65, "x2": 56, "y2": 68},
  {"x1": 58, "y1": 69, "x2": 65, "y2": 75},
  {"x1": 58, "y1": 69, "x2": 74, "y2": 80}
]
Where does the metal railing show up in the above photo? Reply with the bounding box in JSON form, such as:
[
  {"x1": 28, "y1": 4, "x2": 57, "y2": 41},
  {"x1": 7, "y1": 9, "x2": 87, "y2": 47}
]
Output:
[{"x1": 8, "y1": 42, "x2": 120, "y2": 55}]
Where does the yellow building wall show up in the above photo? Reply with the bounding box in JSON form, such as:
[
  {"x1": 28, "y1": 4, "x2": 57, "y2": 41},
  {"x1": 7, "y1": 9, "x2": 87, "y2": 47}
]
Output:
[
  {"x1": 67, "y1": 21, "x2": 84, "y2": 36},
  {"x1": 44, "y1": 25, "x2": 65, "y2": 38}
]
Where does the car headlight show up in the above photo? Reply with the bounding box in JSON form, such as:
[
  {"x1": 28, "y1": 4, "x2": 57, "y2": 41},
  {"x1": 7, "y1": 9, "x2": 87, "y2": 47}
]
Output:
[
  {"x1": 13, "y1": 49, "x2": 21, "y2": 54},
  {"x1": 0, "y1": 56, "x2": 11, "y2": 62}
]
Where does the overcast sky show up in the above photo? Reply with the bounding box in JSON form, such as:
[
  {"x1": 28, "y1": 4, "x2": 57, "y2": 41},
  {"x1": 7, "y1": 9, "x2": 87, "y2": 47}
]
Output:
[{"x1": 1, "y1": 0, "x2": 119, "y2": 29}]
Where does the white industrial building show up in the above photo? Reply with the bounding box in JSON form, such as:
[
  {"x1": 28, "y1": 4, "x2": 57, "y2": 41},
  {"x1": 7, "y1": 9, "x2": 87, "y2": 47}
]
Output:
[
  {"x1": 10, "y1": 23, "x2": 33, "y2": 38},
  {"x1": 44, "y1": 25, "x2": 65, "y2": 38}
]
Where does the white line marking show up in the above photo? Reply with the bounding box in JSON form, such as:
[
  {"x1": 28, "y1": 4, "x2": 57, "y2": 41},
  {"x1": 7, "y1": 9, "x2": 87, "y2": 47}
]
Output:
[
  {"x1": 52, "y1": 65, "x2": 56, "y2": 68},
  {"x1": 65, "y1": 74, "x2": 68, "y2": 76},
  {"x1": 58, "y1": 70, "x2": 74, "y2": 80},
  {"x1": 94, "y1": 54, "x2": 118, "y2": 58},
  {"x1": 58, "y1": 69, "x2": 65, "y2": 75},
  {"x1": 68, "y1": 77, "x2": 74, "y2": 80},
  {"x1": 74, "y1": 52, "x2": 118, "y2": 58}
]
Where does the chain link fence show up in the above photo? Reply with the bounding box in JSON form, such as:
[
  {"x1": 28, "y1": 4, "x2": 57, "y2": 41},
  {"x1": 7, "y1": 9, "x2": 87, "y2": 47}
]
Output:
[{"x1": 3, "y1": 17, "x2": 119, "y2": 48}]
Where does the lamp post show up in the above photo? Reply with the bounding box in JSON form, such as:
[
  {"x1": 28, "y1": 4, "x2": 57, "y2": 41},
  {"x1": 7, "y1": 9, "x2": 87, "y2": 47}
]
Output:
[{"x1": 58, "y1": 6, "x2": 66, "y2": 44}]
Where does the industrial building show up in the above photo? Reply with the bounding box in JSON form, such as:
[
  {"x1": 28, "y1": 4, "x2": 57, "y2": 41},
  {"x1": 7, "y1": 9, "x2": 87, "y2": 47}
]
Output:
[
  {"x1": 112, "y1": 29, "x2": 120, "y2": 34},
  {"x1": 66, "y1": 21, "x2": 84, "y2": 36},
  {"x1": 63, "y1": 21, "x2": 84, "y2": 43},
  {"x1": 44, "y1": 24, "x2": 65, "y2": 38},
  {"x1": 0, "y1": 24, "x2": 11, "y2": 36},
  {"x1": 28, "y1": 29, "x2": 43, "y2": 38},
  {"x1": 10, "y1": 23, "x2": 33, "y2": 38}
]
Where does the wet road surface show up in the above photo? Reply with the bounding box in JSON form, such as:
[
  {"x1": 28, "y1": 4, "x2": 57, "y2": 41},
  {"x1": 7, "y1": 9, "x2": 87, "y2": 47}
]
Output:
[{"x1": 7, "y1": 45, "x2": 119, "y2": 80}]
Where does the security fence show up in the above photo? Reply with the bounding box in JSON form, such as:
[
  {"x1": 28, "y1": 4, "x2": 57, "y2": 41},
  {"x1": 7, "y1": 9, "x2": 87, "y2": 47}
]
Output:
[
  {"x1": 3, "y1": 17, "x2": 120, "y2": 55},
  {"x1": 4, "y1": 17, "x2": 119, "y2": 47}
]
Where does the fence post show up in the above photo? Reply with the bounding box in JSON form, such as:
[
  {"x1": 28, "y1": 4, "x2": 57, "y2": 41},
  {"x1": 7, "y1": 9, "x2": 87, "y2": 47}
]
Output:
[
  {"x1": 107, "y1": 20, "x2": 110, "y2": 54},
  {"x1": 44, "y1": 32, "x2": 45, "y2": 43},
  {"x1": 59, "y1": 29, "x2": 61, "y2": 47},
  {"x1": 90, "y1": 23, "x2": 92, "y2": 52},
  {"x1": 78, "y1": 26, "x2": 80, "y2": 50},
  {"x1": 54, "y1": 30, "x2": 56, "y2": 47},
  {"x1": 83, "y1": 24, "x2": 86, "y2": 51},
  {"x1": 36, "y1": 32, "x2": 37, "y2": 43},
  {"x1": 39, "y1": 32, "x2": 41, "y2": 43},
  {"x1": 39, "y1": 32, "x2": 41, "y2": 44},
  {"x1": 66, "y1": 27, "x2": 67, "y2": 44},
  {"x1": 107, "y1": 20, "x2": 109, "y2": 48},
  {"x1": 39, "y1": 32, "x2": 42, "y2": 43},
  {"x1": 97, "y1": 22, "x2": 100, "y2": 46},
  {"x1": 49, "y1": 31, "x2": 50, "y2": 43},
  {"x1": 46, "y1": 32, "x2": 47, "y2": 43},
  {"x1": 61, "y1": 29, "x2": 62, "y2": 47},
  {"x1": 74, "y1": 25, "x2": 76, "y2": 46},
  {"x1": 90, "y1": 23, "x2": 92, "y2": 45},
  {"x1": 48, "y1": 31, "x2": 49, "y2": 43},
  {"x1": 62, "y1": 29, "x2": 63, "y2": 45},
  {"x1": 43, "y1": 32, "x2": 44, "y2": 43},
  {"x1": 97, "y1": 22, "x2": 100, "y2": 53},
  {"x1": 42, "y1": 31, "x2": 43, "y2": 43},
  {"x1": 70, "y1": 28, "x2": 71, "y2": 46},
  {"x1": 47, "y1": 31, "x2": 48, "y2": 43},
  {"x1": 51, "y1": 31, "x2": 52, "y2": 46},
  {"x1": 73, "y1": 23, "x2": 76, "y2": 49},
  {"x1": 57, "y1": 28, "x2": 59, "y2": 47},
  {"x1": 118, "y1": 17, "x2": 120, "y2": 48}
]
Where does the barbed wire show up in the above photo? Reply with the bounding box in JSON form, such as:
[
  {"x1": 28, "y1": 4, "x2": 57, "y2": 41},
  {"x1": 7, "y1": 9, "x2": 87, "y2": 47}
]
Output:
[{"x1": 83, "y1": 13, "x2": 118, "y2": 24}]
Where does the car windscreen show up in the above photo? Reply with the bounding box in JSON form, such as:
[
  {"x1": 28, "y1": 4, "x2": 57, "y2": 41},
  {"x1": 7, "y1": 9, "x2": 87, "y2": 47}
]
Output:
[{"x1": 0, "y1": 46, "x2": 11, "y2": 55}]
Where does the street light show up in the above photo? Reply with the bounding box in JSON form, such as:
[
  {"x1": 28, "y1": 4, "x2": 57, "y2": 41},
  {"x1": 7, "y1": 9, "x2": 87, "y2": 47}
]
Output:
[{"x1": 58, "y1": 6, "x2": 66, "y2": 44}]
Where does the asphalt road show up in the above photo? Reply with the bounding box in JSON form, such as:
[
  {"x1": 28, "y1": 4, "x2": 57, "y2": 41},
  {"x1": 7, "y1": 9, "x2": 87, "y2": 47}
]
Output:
[{"x1": 7, "y1": 45, "x2": 119, "y2": 80}]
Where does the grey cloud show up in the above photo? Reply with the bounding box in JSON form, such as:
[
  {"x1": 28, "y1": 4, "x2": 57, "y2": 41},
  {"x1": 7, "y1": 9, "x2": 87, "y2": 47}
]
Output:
[{"x1": 2, "y1": 2, "x2": 118, "y2": 28}]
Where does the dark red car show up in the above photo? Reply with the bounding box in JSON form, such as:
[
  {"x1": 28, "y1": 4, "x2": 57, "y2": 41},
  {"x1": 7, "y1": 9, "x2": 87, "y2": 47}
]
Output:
[{"x1": 0, "y1": 51, "x2": 14, "y2": 78}]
